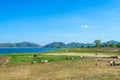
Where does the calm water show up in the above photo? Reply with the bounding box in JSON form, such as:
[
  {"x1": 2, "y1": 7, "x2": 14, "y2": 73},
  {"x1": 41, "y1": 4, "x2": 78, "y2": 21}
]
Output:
[{"x1": 0, "y1": 48, "x2": 55, "y2": 54}]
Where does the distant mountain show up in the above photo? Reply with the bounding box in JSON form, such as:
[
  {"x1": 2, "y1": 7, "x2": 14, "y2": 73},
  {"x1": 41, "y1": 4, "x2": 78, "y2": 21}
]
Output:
[
  {"x1": 108, "y1": 40, "x2": 120, "y2": 44},
  {"x1": 67, "y1": 42, "x2": 95, "y2": 48},
  {"x1": 44, "y1": 42, "x2": 66, "y2": 48},
  {"x1": 44, "y1": 42, "x2": 95, "y2": 48},
  {"x1": 102, "y1": 40, "x2": 120, "y2": 45},
  {"x1": 67, "y1": 42, "x2": 83, "y2": 48},
  {"x1": 44, "y1": 40, "x2": 120, "y2": 48},
  {"x1": 84, "y1": 43, "x2": 95, "y2": 47},
  {"x1": 0, "y1": 42, "x2": 40, "y2": 47},
  {"x1": 1, "y1": 40, "x2": 120, "y2": 48}
]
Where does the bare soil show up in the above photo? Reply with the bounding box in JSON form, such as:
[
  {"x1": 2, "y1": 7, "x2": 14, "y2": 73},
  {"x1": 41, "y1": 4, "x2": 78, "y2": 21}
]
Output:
[
  {"x1": 0, "y1": 57, "x2": 8, "y2": 67},
  {"x1": 0, "y1": 53, "x2": 120, "y2": 80},
  {"x1": 46, "y1": 53, "x2": 116, "y2": 57},
  {"x1": 0, "y1": 58, "x2": 120, "y2": 80}
]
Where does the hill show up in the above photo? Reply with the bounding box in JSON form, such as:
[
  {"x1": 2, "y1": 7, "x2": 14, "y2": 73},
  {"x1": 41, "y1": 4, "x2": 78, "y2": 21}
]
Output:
[
  {"x1": 44, "y1": 42, "x2": 66, "y2": 48},
  {"x1": 44, "y1": 40, "x2": 120, "y2": 48},
  {"x1": 0, "y1": 42, "x2": 40, "y2": 47},
  {"x1": 44, "y1": 42, "x2": 95, "y2": 48}
]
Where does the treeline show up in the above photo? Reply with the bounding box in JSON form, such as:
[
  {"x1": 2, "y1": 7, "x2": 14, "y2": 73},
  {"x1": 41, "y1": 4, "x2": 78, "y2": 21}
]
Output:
[{"x1": 94, "y1": 40, "x2": 120, "y2": 48}]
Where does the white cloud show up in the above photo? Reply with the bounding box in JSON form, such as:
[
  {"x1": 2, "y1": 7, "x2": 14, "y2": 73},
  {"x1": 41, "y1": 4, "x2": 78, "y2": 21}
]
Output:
[{"x1": 81, "y1": 25, "x2": 88, "y2": 28}]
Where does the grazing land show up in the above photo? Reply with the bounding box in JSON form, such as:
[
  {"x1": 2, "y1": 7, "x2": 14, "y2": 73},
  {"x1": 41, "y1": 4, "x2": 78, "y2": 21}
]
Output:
[{"x1": 0, "y1": 48, "x2": 120, "y2": 80}]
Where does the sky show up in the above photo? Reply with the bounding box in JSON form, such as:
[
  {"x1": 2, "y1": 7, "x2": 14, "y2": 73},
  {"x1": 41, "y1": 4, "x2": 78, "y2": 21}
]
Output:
[{"x1": 0, "y1": 0, "x2": 120, "y2": 45}]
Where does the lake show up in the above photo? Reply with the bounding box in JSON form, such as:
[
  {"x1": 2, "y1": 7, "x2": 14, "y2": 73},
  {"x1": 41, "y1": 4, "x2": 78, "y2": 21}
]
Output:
[{"x1": 0, "y1": 48, "x2": 55, "y2": 54}]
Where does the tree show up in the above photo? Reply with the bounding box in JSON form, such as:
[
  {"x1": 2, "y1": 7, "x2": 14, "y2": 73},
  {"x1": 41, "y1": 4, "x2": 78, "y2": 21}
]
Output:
[
  {"x1": 117, "y1": 43, "x2": 120, "y2": 47},
  {"x1": 94, "y1": 40, "x2": 101, "y2": 47},
  {"x1": 110, "y1": 43, "x2": 117, "y2": 47},
  {"x1": 106, "y1": 41, "x2": 110, "y2": 47}
]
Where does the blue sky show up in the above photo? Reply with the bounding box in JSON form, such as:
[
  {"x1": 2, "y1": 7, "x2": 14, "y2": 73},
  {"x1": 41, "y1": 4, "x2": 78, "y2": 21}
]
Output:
[{"x1": 0, "y1": 0, "x2": 120, "y2": 45}]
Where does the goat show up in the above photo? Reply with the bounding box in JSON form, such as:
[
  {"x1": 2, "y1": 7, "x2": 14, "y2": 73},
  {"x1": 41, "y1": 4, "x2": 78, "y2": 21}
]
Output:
[{"x1": 41, "y1": 60, "x2": 48, "y2": 64}]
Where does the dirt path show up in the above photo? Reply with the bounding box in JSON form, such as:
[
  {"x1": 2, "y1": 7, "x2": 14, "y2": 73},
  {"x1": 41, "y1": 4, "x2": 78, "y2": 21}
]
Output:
[
  {"x1": 46, "y1": 53, "x2": 116, "y2": 58},
  {"x1": 0, "y1": 57, "x2": 9, "y2": 67}
]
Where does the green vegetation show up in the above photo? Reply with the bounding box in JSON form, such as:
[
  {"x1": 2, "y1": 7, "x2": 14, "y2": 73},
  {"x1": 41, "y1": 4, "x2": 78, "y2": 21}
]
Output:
[
  {"x1": 94, "y1": 39, "x2": 101, "y2": 47},
  {"x1": 46, "y1": 48, "x2": 119, "y2": 54},
  {"x1": 0, "y1": 47, "x2": 119, "y2": 65},
  {"x1": 0, "y1": 53, "x2": 90, "y2": 65}
]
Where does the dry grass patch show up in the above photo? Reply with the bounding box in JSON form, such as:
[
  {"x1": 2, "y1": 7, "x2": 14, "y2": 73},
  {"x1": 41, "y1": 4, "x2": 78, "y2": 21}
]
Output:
[{"x1": 0, "y1": 58, "x2": 120, "y2": 80}]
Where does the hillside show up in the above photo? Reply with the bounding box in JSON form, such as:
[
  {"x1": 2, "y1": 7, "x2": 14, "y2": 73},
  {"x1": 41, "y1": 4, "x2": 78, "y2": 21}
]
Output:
[
  {"x1": 0, "y1": 42, "x2": 40, "y2": 47},
  {"x1": 44, "y1": 40, "x2": 120, "y2": 48},
  {"x1": 44, "y1": 42, "x2": 95, "y2": 48}
]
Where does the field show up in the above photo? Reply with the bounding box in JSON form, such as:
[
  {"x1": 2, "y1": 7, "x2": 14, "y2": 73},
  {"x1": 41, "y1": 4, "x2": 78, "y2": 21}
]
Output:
[{"x1": 0, "y1": 48, "x2": 120, "y2": 80}]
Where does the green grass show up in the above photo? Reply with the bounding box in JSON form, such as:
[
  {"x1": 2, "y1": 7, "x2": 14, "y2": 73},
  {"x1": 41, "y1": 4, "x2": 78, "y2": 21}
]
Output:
[
  {"x1": 45, "y1": 48, "x2": 119, "y2": 54},
  {"x1": 0, "y1": 48, "x2": 119, "y2": 65},
  {"x1": 0, "y1": 53, "x2": 91, "y2": 65}
]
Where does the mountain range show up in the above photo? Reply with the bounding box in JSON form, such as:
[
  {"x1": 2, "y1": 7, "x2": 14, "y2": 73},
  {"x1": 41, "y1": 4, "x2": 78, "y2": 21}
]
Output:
[
  {"x1": 0, "y1": 40, "x2": 120, "y2": 48},
  {"x1": 0, "y1": 42, "x2": 40, "y2": 47},
  {"x1": 44, "y1": 42, "x2": 95, "y2": 48}
]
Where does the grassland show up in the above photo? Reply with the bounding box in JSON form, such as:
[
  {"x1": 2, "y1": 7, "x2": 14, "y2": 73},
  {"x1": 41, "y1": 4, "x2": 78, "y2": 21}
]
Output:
[
  {"x1": 0, "y1": 48, "x2": 120, "y2": 80},
  {"x1": 46, "y1": 48, "x2": 120, "y2": 54}
]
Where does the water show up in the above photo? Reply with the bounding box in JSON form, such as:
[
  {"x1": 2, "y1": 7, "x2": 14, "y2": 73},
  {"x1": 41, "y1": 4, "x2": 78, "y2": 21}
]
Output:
[{"x1": 0, "y1": 48, "x2": 55, "y2": 54}]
